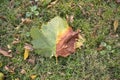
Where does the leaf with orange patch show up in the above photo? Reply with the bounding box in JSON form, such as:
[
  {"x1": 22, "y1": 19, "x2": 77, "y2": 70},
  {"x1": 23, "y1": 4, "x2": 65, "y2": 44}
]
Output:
[{"x1": 30, "y1": 16, "x2": 84, "y2": 58}]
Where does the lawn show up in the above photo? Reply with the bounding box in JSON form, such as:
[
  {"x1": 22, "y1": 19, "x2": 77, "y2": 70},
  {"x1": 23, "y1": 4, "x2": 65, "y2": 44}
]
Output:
[{"x1": 0, "y1": 0, "x2": 120, "y2": 80}]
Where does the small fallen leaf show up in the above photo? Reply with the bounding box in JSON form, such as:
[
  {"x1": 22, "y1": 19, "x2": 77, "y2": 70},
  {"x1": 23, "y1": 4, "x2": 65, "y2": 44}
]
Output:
[
  {"x1": 116, "y1": 0, "x2": 120, "y2": 3},
  {"x1": 12, "y1": 35, "x2": 20, "y2": 44},
  {"x1": 113, "y1": 20, "x2": 119, "y2": 32},
  {"x1": 4, "y1": 65, "x2": 15, "y2": 73},
  {"x1": 0, "y1": 48, "x2": 12, "y2": 57},
  {"x1": 24, "y1": 49, "x2": 29, "y2": 60},
  {"x1": 7, "y1": 44, "x2": 11, "y2": 49},
  {"x1": 9, "y1": 0, "x2": 14, "y2": 8},
  {"x1": 12, "y1": 40, "x2": 20, "y2": 44},
  {"x1": 30, "y1": 75, "x2": 37, "y2": 80},
  {"x1": 96, "y1": 45, "x2": 105, "y2": 51},
  {"x1": 8, "y1": 50, "x2": 12, "y2": 53},
  {"x1": 66, "y1": 14, "x2": 74, "y2": 23},
  {"x1": 24, "y1": 43, "x2": 33, "y2": 60},
  {"x1": 28, "y1": 58, "x2": 35, "y2": 65},
  {"x1": 20, "y1": 69, "x2": 26, "y2": 74},
  {"x1": 21, "y1": 18, "x2": 32, "y2": 24},
  {"x1": 0, "y1": 72, "x2": 4, "y2": 80},
  {"x1": 47, "y1": 0, "x2": 58, "y2": 8}
]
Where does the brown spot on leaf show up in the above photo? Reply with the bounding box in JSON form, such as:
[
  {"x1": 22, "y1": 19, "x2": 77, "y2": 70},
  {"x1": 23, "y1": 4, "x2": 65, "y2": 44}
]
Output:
[{"x1": 56, "y1": 27, "x2": 80, "y2": 57}]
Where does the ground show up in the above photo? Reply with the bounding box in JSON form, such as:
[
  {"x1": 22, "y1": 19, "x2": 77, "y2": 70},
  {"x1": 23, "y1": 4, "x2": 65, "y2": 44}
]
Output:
[{"x1": 0, "y1": 0, "x2": 120, "y2": 80}]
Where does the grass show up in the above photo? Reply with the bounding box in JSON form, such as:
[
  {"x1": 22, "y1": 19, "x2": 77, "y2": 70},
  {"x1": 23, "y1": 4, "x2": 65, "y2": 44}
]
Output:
[{"x1": 0, "y1": 0, "x2": 120, "y2": 80}]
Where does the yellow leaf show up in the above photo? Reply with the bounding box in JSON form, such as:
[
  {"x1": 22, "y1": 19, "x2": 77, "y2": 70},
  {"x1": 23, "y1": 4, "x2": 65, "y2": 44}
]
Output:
[
  {"x1": 30, "y1": 75, "x2": 37, "y2": 80},
  {"x1": 113, "y1": 20, "x2": 119, "y2": 32},
  {"x1": 24, "y1": 49, "x2": 29, "y2": 60}
]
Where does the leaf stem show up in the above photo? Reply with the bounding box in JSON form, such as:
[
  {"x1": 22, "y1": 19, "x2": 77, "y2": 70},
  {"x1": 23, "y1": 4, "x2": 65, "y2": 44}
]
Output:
[{"x1": 56, "y1": 56, "x2": 58, "y2": 64}]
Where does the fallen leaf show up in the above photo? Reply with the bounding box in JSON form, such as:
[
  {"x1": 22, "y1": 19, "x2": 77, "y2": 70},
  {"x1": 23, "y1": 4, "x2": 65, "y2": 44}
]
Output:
[
  {"x1": 12, "y1": 40, "x2": 20, "y2": 44},
  {"x1": 7, "y1": 44, "x2": 11, "y2": 49},
  {"x1": 28, "y1": 58, "x2": 35, "y2": 65},
  {"x1": 113, "y1": 20, "x2": 119, "y2": 32},
  {"x1": 66, "y1": 14, "x2": 74, "y2": 23},
  {"x1": 47, "y1": 0, "x2": 58, "y2": 8},
  {"x1": 4, "y1": 65, "x2": 15, "y2": 73},
  {"x1": 30, "y1": 16, "x2": 84, "y2": 58},
  {"x1": 96, "y1": 46, "x2": 105, "y2": 51},
  {"x1": 0, "y1": 72, "x2": 4, "y2": 80},
  {"x1": 0, "y1": 61, "x2": 2, "y2": 67},
  {"x1": 0, "y1": 48, "x2": 12, "y2": 57},
  {"x1": 21, "y1": 18, "x2": 32, "y2": 24},
  {"x1": 12, "y1": 34, "x2": 20, "y2": 44},
  {"x1": 24, "y1": 43, "x2": 33, "y2": 60},
  {"x1": 8, "y1": 50, "x2": 12, "y2": 53},
  {"x1": 20, "y1": 69, "x2": 26, "y2": 74},
  {"x1": 30, "y1": 75, "x2": 37, "y2": 80},
  {"x1": 116, "y1": 0, "x2": 120, "y2": 3},
  {"x1": 24, "y1": 49, "x2": 29, "y2": 60}
]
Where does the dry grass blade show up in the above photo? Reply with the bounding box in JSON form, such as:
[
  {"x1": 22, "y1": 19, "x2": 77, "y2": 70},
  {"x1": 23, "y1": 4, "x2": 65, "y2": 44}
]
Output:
[{"x1": 113, "y1": 20, "x2": 119, "y2": 32}]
